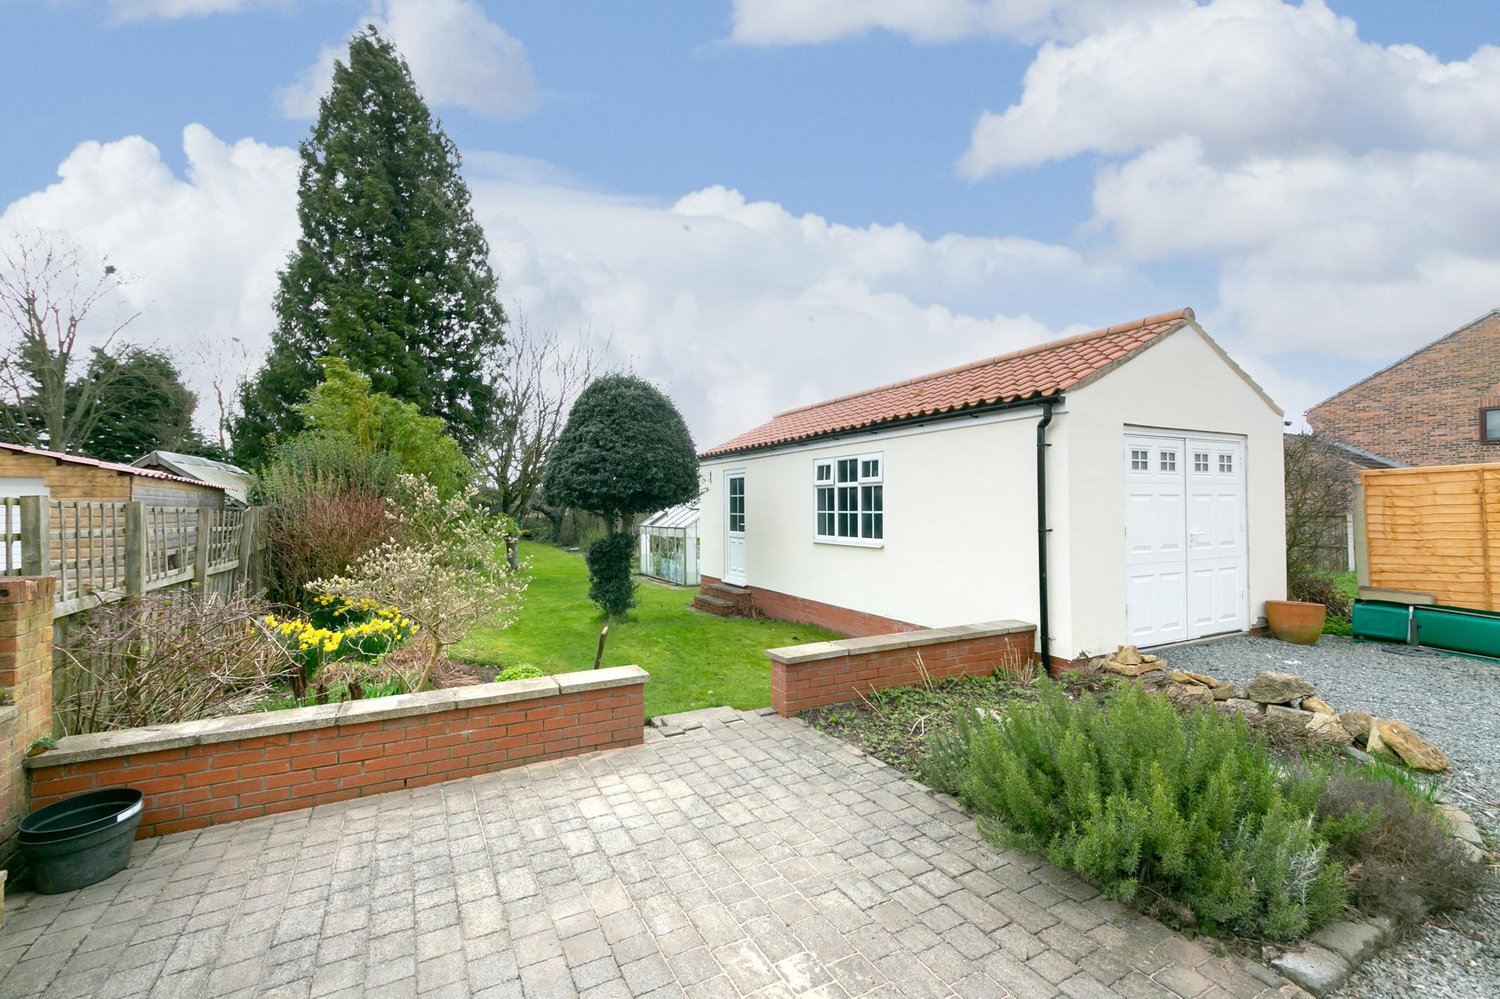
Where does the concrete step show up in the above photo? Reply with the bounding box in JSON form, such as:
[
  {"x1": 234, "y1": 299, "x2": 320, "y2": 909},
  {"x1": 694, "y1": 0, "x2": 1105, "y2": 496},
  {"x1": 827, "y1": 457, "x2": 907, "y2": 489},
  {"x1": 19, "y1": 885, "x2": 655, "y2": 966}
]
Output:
[
  {"x1": 709, "y1": 582, "x2": 751, "y2": 597},
  {"x1": 692, "y1": 594, "x2": 736, "y2": 615}
]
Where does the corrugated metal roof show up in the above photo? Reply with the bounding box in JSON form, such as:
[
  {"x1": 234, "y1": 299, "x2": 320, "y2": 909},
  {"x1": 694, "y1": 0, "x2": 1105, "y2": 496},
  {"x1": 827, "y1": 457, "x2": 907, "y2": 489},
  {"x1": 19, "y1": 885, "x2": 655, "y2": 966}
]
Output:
[
  {"x1": 0, "y1": 441, "x2": 227, "y2": 490},
  {"x1": 701, "y1": 309, "x2": 1193, "y2": 458},
  {"x1": 133, "y1": 450, "x2": 253, "y2": 502}
]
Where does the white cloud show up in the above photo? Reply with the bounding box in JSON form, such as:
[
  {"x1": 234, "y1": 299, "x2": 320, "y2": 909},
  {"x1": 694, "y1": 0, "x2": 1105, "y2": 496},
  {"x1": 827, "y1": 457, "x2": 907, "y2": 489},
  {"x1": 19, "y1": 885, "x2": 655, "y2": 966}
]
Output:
[
  {"x1": 727, "y1": 0, "x2": 1185, "y2": 46},
  {"x1": 464, "y1": 173, "x2": 1130, "y2": 447},
  {"x1": 2, "y1": 129, "x2": 1130, "y2": 448},
  {"x1": 1, "y1": 126, "x2": 300, "y2": 430},
  {"x1": 278, "y1": 0, "x2": 537, "y2": 120},
  {"x1": 105, "y1": 0, "x2": 282, "y2": 21},
  {"x1": 959, "y1": 0, "x2": 1500, "y2": 176}
]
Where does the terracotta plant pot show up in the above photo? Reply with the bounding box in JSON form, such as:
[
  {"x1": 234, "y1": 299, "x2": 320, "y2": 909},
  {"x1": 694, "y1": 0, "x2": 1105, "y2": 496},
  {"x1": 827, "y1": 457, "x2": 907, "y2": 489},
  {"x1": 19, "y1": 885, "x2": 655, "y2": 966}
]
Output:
[{"x1": 1266, "y1": 599, "x2": 1326, "y2": 645}]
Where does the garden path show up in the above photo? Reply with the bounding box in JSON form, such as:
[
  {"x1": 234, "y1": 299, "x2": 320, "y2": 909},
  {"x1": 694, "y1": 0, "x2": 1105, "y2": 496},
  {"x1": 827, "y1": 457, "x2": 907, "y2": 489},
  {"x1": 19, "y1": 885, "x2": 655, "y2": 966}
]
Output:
[{"x1": 0, "y1": 709, "x2": 1304, "y2": 999}]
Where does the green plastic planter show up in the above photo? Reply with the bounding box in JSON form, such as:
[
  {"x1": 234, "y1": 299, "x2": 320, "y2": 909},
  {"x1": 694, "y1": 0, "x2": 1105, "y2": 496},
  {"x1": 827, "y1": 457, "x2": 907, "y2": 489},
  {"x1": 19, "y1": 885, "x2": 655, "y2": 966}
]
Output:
[
  {"x1": 1412, "y1": 604, "x2": 1500, "y2": 659},
  {"x1": 1351, "y1": 600, "x2": 1412, "y2": 644},
  {"x1": 1352, "y1": 599, "x2": 1500, "y2": 660}
]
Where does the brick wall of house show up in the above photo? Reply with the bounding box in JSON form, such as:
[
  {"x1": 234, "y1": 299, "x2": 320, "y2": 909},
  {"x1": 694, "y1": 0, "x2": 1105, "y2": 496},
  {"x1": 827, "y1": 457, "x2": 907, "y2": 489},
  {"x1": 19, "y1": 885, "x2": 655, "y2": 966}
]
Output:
[
  {"x1": 698, "y1": 574, "x2": 921, "y2": 638},
  {"x1": 0, "y1": 577, "x2": 56, "y2": 870},
  {"x1": 1308, "y1": 311, "x2": 1500, "y2": 466},
  {"x1": 768, "y1": 622, "x2": 1036, "y2": 715},
  {"x1": 25, "y1": 668, "x2": 647, "y2": 840}
]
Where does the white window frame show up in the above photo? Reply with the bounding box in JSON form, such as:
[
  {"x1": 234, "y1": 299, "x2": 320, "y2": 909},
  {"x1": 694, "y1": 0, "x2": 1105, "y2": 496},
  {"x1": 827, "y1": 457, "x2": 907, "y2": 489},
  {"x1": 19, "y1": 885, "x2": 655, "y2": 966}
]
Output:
[{"x1": 813, "y1": 452, "x2": 884, "y2": 547}]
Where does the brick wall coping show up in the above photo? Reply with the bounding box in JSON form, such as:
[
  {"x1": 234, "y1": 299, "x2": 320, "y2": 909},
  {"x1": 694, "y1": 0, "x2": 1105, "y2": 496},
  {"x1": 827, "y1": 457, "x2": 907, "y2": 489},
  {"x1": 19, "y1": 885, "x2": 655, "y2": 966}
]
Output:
[
  {"x1": 766, "y1": 621, "x2": 1033, "y2": 665},
  {"x1": 25, "y1": 665, "x2": 649, "y2": 770},
  {"x1": 0, "y1": 705, "x2": 16, "y2": 729}
]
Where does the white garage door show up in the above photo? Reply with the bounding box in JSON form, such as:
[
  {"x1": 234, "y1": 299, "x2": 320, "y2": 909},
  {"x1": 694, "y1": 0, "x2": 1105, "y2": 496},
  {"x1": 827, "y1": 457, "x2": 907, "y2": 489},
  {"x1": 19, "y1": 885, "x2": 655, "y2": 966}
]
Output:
[{"x1": 1124, "y1": 433, "x2": 1248, "y2": 647}]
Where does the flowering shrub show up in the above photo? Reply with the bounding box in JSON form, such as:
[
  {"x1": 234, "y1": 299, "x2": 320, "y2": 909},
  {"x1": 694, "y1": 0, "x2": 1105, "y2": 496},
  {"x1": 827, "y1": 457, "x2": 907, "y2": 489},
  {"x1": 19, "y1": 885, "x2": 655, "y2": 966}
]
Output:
[{"x1": 309, "y1": 474, "x2": 527, "y2": 692}]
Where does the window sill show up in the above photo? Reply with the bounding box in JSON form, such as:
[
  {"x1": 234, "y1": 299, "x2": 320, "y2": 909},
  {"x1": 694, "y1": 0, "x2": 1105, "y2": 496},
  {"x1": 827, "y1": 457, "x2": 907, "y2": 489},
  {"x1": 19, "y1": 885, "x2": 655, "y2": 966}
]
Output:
[{"x1": 813, "y1": 537, "x2": 885, "y2": 550}]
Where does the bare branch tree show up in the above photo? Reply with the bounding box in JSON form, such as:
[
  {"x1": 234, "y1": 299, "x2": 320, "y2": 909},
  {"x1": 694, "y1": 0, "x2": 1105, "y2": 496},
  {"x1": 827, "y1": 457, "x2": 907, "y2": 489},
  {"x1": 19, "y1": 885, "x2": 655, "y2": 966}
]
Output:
[
  {"x1": 478, "y1": 311, "x2": 600, "y2": 566},
  {"x1": 1284, "y1": 433, "x2": 1356, "y2": 583},
  {"x1": 0, "y1": 231, "x2": 140, "y2": 453},
  {"x1": 191, "y1": 334, "x2": 253, "y2": 457}
]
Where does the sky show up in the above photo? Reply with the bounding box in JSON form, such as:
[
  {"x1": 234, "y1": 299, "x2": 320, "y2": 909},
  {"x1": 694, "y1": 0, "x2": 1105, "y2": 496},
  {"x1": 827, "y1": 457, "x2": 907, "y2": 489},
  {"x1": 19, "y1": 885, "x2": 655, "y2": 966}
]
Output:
[{"x1": 3, "y1": 0, "x2": 1499, "y2": 450}]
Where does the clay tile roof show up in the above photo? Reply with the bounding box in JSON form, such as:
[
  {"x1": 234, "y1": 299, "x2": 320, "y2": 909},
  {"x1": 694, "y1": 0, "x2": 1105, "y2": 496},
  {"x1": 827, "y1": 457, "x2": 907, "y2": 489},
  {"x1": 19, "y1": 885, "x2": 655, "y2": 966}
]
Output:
[
  {"x1": 701, "y1": 308, "x2": 1194, "y2": 458},
  {"x1": 0, "y1": 441, "x2": 228, "y2": 490}
]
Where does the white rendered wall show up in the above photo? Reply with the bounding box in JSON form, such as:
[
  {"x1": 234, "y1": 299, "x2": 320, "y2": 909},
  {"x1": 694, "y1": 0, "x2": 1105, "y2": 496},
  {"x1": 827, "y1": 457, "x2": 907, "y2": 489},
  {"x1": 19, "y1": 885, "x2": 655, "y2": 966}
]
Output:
[
  {"x1": 1061, "y1": 325, "x2": 1286, "y2": 658},
  {"x1": 700, "y1": 408, "x2": 1053, "y2": 637},
  {"x1": 698, "y1": 324, "x2": 1283, "y2": 656}
]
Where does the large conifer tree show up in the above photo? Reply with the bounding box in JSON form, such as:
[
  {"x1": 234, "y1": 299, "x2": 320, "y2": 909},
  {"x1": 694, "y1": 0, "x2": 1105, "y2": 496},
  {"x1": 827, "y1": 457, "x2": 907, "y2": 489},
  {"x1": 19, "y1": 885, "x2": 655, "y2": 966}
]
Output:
[{"x1": 235, "y1": 27, "x2": 505, "y2": 465}]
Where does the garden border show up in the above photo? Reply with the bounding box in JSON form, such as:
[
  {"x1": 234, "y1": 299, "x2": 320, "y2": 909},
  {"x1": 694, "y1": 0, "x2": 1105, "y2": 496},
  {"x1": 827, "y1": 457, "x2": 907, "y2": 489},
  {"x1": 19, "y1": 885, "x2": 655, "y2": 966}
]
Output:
[{"x1": 766, "y1": 620, "x2": 1036, "y2": 716}]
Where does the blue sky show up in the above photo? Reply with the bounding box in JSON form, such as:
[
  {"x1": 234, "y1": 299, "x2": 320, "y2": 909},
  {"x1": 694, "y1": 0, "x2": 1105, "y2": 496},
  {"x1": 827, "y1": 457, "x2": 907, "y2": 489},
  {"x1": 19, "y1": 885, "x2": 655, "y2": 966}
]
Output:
[{"x1": 4, "y1": 1, "x2": 1499, "y2": 446}]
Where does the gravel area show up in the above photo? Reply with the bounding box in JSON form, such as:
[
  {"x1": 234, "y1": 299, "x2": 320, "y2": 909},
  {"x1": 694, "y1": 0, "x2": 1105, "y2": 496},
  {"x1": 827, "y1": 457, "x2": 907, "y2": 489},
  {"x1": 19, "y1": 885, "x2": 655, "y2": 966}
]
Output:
[{"x1": 1168, "y1": 634, "x2": 1499, "y2": 998}]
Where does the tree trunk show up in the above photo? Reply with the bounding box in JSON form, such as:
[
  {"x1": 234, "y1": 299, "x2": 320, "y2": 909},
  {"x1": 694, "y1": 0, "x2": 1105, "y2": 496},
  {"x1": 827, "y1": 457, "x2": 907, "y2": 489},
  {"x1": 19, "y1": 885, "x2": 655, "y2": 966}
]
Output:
[{"x1": 506, "y1": 535, "x2": 519, "y2": 570}]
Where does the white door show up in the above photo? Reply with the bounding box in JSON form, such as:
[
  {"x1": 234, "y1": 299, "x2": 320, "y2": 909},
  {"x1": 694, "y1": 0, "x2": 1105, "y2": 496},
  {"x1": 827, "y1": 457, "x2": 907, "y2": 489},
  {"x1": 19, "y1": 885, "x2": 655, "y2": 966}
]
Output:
[
  {"x1": 1124, "y1": 434, "x2": 1247, "y2": 646},
  {"x1": 1124, "y1": 437, "x2": 1189, "y2": 646},
  {"x1": 1185, "y1": 440, "x2": 1248, "y2": 637},
  {"x1": 724, "y1": 471, "x2": 747, "y2": 585}
]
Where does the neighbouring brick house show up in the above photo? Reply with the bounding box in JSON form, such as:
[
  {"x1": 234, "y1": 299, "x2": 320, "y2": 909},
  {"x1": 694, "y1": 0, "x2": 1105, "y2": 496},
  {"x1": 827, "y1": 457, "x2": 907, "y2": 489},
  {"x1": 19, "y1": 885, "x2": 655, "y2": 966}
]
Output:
[{"x1": 1307, "y1": 309, "x2": 1500, "y2": 467}]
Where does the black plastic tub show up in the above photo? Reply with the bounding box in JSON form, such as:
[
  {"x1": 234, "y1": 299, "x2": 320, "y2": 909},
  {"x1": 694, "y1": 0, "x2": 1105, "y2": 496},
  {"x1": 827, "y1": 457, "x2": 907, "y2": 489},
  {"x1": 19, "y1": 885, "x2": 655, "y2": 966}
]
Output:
[{"x1": 19, "y1": 788, "x2": 143, "y2": 894}]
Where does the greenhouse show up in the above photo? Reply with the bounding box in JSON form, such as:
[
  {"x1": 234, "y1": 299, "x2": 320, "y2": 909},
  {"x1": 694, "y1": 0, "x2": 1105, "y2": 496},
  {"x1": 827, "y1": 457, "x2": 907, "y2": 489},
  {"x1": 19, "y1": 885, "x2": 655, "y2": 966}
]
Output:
[{"x1": 637, "y1": 500, "x2": 700, "y2": 586}]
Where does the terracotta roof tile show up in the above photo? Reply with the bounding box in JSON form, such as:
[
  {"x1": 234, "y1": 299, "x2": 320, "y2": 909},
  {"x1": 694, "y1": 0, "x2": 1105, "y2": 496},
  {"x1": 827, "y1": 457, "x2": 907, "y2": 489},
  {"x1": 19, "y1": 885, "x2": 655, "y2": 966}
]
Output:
[{"x1": 702, "y1": 308, "x2": 1193, "y2": 458}]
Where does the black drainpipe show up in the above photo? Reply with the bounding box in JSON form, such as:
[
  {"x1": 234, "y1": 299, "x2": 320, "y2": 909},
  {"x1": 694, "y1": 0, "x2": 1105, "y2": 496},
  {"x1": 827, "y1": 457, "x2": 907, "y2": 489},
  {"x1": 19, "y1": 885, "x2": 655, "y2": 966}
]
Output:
[{"x1": 1036, "y1": 399, "x2": 1055, "y2": 672}]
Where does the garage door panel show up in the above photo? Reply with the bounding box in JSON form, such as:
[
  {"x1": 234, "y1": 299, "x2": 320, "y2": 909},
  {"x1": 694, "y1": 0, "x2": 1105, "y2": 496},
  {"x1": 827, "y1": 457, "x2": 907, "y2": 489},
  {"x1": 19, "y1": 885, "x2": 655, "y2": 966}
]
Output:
[
  {"x1": 1126, "y1": 432, "x2": 1247, "y2": 647},
  {"x1": 1127, "y1": 568, "x2": 1186, "y2": 644}
]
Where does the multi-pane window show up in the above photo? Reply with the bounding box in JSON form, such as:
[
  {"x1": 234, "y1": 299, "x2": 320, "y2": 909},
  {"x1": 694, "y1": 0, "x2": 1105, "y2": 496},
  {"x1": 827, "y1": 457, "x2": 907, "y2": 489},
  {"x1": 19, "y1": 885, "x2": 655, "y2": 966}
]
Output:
[
  {"x1": 1218, "y1": 453, "x2": 1234, "y2": 474},
  {"x1": 1160, "y1": 450, "x2": 1177, "y2": 472},
  {"x1": 1193, "y1": 452, "x2": 1210, "y2": 472},
  {"x1": 815, "y1": 454, "x2": 883, "y2": 541},
  {"x1": 1130, "y1": 448, "x2": 1149, "y2": 471},
  {"x1": 728, "y1": 476, "x2": 745, "y2": 533}
]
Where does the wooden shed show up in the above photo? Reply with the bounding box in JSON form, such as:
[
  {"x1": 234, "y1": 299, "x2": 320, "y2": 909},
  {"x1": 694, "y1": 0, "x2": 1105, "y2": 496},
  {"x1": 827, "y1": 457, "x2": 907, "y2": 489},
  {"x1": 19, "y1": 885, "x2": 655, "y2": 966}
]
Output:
[{"x1": 0, "y1": 442, "x2": 228, "y2": 508}]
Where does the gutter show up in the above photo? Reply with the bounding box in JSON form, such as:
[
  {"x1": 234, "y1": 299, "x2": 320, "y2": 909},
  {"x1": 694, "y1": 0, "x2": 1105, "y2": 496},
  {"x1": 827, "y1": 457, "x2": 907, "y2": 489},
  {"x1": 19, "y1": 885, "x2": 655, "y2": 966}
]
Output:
[{"x1": 1036, "y1": 398, "x2": 1056, "y2": 671}]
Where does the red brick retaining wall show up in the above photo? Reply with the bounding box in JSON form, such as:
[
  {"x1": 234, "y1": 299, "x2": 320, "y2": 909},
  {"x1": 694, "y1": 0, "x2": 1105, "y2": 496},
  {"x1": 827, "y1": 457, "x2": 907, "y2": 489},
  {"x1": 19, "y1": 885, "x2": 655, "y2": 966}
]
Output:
[
  {"x1": 698, "y1": 574, "x2": 920, "y2": 638},
  {"x1": 25, "y1": 667, "x2": 647, "y2": 839},
  {"x1": 767, "y1": 621, "x2": 1037, "y2": 715}
]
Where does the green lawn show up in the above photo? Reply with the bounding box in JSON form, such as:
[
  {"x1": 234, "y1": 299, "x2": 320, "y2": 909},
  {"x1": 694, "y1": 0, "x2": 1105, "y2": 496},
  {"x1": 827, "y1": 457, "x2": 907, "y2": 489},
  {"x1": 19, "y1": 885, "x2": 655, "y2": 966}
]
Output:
[{"x1": 455, "y1": 541, "x2": 841, "y2": 717}]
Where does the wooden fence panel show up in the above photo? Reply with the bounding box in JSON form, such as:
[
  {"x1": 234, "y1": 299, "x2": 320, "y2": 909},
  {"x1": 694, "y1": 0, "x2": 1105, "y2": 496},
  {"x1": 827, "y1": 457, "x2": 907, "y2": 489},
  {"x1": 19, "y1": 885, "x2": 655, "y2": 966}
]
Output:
[{"x1": 1360, "y1": 463, "x2": 1500, "y2": 611}]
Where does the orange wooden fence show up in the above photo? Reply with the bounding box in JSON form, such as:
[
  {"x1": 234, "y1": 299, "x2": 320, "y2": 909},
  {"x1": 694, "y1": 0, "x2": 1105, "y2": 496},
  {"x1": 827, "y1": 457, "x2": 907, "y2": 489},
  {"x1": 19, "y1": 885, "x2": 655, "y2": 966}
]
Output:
[{"x1": 1357, "y1": 463, "x2": 1500, "y2": 611}]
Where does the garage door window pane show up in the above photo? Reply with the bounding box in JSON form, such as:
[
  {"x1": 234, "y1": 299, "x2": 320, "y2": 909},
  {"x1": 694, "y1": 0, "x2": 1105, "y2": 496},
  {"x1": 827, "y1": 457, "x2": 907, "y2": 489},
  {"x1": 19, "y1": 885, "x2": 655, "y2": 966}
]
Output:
[
  {"x1": 1130, "y1": 448, "x2": 1149, "y2": 470},
  {"x1": 1160, "y1": 450, "x2": 1177, "y2": 472},
  {"x1": 1194, "y1": 452, "x2": 1209, "y2": 472},
  {"x1": 1219, "y1": 453, "x2": 1234, "y2": 473}
]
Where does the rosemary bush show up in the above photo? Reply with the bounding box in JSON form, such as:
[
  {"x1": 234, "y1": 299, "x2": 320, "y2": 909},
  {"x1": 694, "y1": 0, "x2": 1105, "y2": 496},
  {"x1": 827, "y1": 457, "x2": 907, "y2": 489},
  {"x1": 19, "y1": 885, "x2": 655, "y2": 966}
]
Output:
[{"x1": 962, "y1": 679, "x2": 1347, "y2": 940}]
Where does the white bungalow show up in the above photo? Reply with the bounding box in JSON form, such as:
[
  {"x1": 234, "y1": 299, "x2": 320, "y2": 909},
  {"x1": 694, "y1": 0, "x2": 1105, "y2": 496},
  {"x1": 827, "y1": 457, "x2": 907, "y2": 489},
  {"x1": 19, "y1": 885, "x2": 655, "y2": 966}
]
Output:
[{"x1": 694, "y1": 308, "x2": 1287, "y2": 665}]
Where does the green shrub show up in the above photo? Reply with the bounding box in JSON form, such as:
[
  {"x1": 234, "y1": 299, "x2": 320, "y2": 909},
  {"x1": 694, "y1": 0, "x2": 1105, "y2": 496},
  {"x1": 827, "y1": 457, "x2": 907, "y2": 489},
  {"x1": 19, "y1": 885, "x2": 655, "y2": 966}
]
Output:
[
  {"x1": 962, "y1": 680, "x2": 1346, "y2": 940},
  {"x1": 1315, "y1": 764, "x2": 1483, "y2": 926},
  {"x1": 256, "y1": 431, "x2": 403, "y2": 603},
  {"x1": 1289, "y1": 574, "x2": 1352, "y2": 621},
  {"x1": 496, "y1": 663, "x2": 543, "y2": 682},
  {"x1": 585, "y1": 533, "x2": 637, "y2": 619}
]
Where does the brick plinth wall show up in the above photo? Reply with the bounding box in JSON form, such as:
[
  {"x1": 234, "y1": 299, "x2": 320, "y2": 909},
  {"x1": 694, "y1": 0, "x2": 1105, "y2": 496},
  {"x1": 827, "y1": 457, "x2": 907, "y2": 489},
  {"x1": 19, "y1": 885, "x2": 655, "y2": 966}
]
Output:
[
  {"x1": 0, "y1": 576, "x2": 56, "y2": 870},
  {"x1": 26, "y1": 666, "x2": 647, "y2": 839},
  {"x1": 698, "y1": 574, "x2": 920, "y2": 638},
  {"x1": 768, "y1": 621, "x2": 1036, "y2": 716}
]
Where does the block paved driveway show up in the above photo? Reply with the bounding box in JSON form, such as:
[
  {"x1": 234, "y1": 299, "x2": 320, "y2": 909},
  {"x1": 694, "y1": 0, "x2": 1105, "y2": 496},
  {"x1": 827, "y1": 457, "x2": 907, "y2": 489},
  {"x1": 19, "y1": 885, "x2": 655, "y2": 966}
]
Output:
[{"x1": 0, "y1": 708, "x2": 1306, "y2": 999}]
